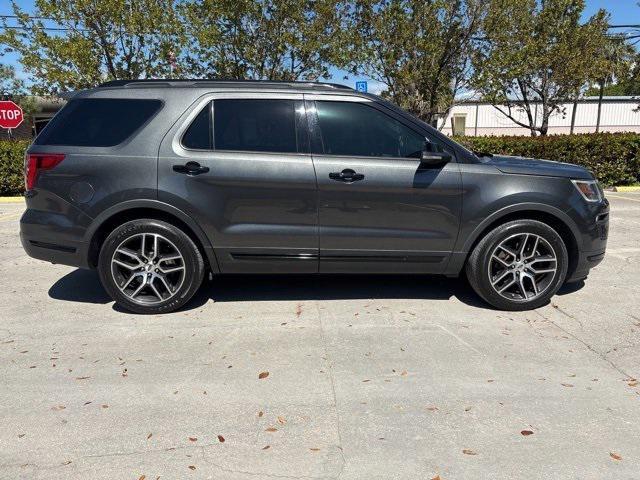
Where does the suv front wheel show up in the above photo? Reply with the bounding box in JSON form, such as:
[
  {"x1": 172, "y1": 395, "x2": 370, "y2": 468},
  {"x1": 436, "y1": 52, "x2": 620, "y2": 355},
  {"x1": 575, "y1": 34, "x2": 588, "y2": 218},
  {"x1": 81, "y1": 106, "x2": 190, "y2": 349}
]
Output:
[
  {"x1": 98, "y1": 219, "x2": 205, "y2": 314},
  {"x1": 466, "y1": 219, "x2": 569, "y2": 311}
]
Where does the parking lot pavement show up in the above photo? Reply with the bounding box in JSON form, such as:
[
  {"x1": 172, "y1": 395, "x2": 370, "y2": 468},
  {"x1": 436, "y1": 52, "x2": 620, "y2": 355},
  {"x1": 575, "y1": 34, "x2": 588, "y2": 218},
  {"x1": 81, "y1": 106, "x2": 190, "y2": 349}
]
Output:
[{"x1": 0, "y1": 193, "x2": 638, "y2": 480}]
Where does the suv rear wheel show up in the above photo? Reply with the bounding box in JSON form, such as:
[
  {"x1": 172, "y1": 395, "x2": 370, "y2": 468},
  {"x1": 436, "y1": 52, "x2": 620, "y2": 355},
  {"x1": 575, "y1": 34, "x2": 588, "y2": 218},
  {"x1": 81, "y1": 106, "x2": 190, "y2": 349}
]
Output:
[
  {"x1": 98, "y1": 219, "x2": 205, "y2": 314},
  {"x1": 466, "y1": 219, "x2": 568, "y2": 311}
]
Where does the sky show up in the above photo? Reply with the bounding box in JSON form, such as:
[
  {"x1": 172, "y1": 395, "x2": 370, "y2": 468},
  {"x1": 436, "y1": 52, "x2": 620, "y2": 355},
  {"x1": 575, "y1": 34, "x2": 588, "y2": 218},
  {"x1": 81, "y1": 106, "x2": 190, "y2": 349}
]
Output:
[{"x1": 2, "y1": 0, "x2": 640, "y2": 94}]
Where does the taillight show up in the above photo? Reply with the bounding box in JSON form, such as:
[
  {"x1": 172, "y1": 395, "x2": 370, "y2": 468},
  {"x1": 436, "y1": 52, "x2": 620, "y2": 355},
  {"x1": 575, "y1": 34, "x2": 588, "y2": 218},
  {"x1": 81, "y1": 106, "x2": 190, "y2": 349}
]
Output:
[{"x1": 25, "y1": 153, "x2": 65, "y2": 190}]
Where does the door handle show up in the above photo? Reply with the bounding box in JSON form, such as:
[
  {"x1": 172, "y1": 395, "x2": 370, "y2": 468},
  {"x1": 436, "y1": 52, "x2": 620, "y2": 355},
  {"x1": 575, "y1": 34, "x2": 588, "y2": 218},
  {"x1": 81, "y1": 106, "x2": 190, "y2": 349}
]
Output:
[
  {"x1": 329, "y1": 168, "x2": 365, "y2": 183},
  {"x1": 173, "y1": 161, "x2": 209, "y2": 176}
]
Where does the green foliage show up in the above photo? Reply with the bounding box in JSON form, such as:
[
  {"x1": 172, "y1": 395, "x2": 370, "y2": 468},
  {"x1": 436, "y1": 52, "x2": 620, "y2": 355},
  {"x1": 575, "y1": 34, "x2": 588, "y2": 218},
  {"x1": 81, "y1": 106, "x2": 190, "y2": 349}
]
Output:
[
  {"x1": 339, "y1": 0, "x2": 486, "y2": 124},
  {"x1": 0, "y1": 0, "x2": 186, "y2": 94},
  {"x1": 457, "y1": 133, "x2": 640, "y2": 186},
  {"x1": 0, "y1": 140, "x2": 29, "y2": 196},
  {"x1": 473, "y1": 0, "x2": 613, "y2": 136},
  {"x1": 180, "y1": 0, "x2": 346, "y2": 81}
]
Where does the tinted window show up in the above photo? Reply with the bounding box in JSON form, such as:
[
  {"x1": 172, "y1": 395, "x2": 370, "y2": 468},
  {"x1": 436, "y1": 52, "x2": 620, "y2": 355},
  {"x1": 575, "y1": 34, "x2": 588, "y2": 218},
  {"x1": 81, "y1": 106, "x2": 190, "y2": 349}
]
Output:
[
  {"x1": 316, "y1": 101, "x2": 424, "y2": 158},
  {"x1": 214, "y1": 99, "x2": 298, "y2": 153},
  {"x1": 182, "y1": 103, "x2": 212, "y2": 150},
  {"x1": 36, "y1": 98, "x2": 162, "y2": 147}
]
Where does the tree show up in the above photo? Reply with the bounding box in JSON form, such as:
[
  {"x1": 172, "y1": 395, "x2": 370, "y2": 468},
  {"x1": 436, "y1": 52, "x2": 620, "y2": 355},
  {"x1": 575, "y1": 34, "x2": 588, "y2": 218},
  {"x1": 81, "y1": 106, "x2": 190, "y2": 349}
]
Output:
[
  {"x1": 338, "y1": 0, "x2": 486, "y2": 126},
  {"x1": 179, "y1": 0, "x2": 346, "y2": 81},
  {"x1": 473, "y1": 0, "x2": 611, "y2": 136},
  {"x1": 0, "y1": 0, "x2": 186, "y2": 94}
]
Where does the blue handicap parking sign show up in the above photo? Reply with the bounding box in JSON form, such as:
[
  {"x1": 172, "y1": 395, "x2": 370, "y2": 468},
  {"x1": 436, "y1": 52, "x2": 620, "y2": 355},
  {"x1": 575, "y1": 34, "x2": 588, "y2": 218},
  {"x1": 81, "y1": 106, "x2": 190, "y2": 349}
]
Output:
[{"x1": 355, "y1": 81, "x2": 368, "y2": 93}]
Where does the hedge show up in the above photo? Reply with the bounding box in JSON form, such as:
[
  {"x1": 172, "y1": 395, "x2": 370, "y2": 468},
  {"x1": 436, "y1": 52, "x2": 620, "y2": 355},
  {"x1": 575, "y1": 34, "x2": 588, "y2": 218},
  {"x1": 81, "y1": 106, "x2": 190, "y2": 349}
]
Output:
[
  {"x1": 456, "y1": 133, "x2": 640, "y2": 186},
  {"x1": 1, "y1": 133, "x2": 639, "y2": 195},
  {"x1": 0, "y1": 140, "x2": 29, "y2": 196}
]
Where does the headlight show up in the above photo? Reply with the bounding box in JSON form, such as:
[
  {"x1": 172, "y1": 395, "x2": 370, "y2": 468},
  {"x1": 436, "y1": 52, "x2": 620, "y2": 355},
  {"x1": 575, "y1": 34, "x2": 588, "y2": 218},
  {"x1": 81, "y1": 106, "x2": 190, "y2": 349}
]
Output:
[{"x1": 571, "y1": 180, "x2": 602, "y2": 202}]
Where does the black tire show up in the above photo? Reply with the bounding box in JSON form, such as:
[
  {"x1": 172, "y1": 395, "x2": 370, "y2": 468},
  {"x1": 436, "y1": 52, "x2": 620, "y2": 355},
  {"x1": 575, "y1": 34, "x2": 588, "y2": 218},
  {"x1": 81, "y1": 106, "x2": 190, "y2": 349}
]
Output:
[
  {"x1": 465, "y1": 219, "x2": 568, "y2": 311},
  {"x1": 98, "y1": 219, "x2": 205, "y2": 314}
]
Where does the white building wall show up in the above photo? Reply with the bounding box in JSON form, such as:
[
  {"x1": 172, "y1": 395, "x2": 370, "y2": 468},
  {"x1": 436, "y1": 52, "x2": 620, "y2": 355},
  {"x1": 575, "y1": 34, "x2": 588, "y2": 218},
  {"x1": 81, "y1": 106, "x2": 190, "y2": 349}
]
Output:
[{"x1": 440, "y1": 98, "x2": 640, "y2": 136}]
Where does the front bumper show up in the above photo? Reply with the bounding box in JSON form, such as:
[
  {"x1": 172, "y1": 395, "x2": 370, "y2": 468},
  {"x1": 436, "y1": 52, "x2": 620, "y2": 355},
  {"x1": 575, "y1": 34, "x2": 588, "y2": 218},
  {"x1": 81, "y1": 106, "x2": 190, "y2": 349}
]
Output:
[{"x1": 566, "y1": 203, "x2": 609, "y2": 283}]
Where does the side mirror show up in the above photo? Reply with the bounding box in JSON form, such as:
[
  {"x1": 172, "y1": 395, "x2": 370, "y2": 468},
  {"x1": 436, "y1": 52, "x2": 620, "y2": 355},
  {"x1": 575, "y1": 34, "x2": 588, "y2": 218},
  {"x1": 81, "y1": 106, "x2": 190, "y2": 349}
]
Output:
[{"x1": 420, "y1": 142, "x2": 451, "y2": 167}]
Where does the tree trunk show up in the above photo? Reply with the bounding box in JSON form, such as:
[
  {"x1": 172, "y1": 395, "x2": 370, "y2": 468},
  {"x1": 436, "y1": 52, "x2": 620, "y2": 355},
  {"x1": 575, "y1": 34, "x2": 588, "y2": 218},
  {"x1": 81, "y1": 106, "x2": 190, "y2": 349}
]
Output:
[
  {"x1": 596, "y1": 81, "x2": 604, "y2": 133},
  {"x1": 570, "y1": 98, "x2": 578, "y2": 135}
]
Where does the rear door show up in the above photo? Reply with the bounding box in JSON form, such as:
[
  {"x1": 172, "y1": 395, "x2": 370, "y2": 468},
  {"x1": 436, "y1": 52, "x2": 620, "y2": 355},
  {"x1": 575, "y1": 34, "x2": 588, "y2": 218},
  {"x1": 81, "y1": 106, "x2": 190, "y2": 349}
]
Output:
[
  {"x1": 305, "y1": 95, "x2": 462, "y2": 274},
  {"x1": 158, "y1": 92, "x2": 318, "y2": 273}
]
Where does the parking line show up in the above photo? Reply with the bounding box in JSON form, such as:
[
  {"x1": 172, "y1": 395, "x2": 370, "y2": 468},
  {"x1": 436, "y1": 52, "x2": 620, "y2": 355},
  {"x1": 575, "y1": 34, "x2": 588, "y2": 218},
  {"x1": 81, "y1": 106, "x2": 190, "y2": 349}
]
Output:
[{"x1": 607, "y1": 194, "x2": 640, "y2": 203}]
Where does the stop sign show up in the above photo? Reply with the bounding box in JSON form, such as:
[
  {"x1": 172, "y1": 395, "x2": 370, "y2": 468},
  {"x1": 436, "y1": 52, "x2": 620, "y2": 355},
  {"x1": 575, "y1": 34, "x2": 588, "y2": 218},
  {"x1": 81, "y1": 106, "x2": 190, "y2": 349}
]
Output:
[{"x1": 0, "y1": 101, "x2": 24, "y2": 130}]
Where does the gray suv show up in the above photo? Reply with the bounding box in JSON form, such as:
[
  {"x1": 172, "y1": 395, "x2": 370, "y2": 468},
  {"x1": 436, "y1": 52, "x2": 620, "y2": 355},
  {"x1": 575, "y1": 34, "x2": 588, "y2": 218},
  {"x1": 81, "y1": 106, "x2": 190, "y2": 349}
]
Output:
[{"x1": 20, "y1": 80, "x2": 609, "y2": 314}]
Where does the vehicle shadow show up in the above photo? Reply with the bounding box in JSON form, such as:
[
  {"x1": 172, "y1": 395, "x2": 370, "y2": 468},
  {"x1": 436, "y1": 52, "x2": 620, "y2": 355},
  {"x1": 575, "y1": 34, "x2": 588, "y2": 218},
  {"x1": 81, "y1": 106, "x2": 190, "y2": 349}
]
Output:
[{"x1": 48, "y1": 268, "x2": 492, "y2": 311}]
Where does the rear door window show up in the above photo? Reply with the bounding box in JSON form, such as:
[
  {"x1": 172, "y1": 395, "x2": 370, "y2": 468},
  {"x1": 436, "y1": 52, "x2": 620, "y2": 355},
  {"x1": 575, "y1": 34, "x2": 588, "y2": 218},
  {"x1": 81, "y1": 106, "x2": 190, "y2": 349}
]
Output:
[
  {"x1": 213, "y1": 99, "x2": 299, "y2": 153},
  {"x1": 36, "y1": 98, "x2": 162, "y2": 147}
]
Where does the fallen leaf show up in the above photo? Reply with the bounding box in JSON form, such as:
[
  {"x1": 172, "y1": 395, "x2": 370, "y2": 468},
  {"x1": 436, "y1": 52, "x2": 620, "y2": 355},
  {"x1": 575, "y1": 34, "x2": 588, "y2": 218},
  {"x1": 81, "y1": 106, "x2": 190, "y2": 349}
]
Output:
[
  {"x1": 188, "y1": 437, "x2": 197, "y2": 442},
  {"x1": 139, "y1": 476, "x2": 146, "y2": 480},
  {"x1": 277, "y1": 416, "x2": 286, "y2": 425},
  {"x1": 265, "y1": 427, "x2": 278, "y2": 432},
  {"x1": 561, "y1": 383, "x2": 574, "y2": 388},
  {"x1": 610, "y1": 452, "x2": 622, "y2": 461},
  {"x1": 51, "y1": 405, "x2": 66, "y2": 411},
  {"x1": 217, "y1": 435, "x2": 225, "y2": 443},
  {"x1": 101, "y1": 404, "x2": 109, "y2": 408},
  {"x1": 258, "y1": 371, "x2": 269, "y2": 379},
  {"x1": 62, "y1": 460, "x2": 72, "y2": 465},
  {"x1": 18, "y1": 433, "x2": 25, "y2": 438},
  {"x1": 262, "y1": 445, "x2": 270, "y2": 450},
  {"x1": 147, "y1": 433, "x2": 153, "y2": 440},
  {"x1": 426, "y1": 406, "x2": 438, "y2": 411},
  {"x1": 188, "y1": 465, "x2": 196, "y2": 470},
  {"x1": 487, "y1": 379, "x2": 494, "y2": 383},
  {"x1": 258, "y1": 411, "x2": 264, "y2": 417},
  {"x1": 462, "y1": 449, "x2": 478, "y2": 455},
  {"x1": 628, "y1": 381, "x2": 638, "y2": 387},
  {"x1": 521, "y1": 430, "x2": 534, "y2": 436}
]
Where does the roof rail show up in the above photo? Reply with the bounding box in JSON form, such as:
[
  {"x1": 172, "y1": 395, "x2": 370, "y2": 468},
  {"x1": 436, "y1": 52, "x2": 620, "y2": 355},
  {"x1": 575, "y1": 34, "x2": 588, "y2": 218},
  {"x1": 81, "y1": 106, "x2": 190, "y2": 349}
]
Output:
[{"x1": 98, "y1": 79, "x2": 353, "y2": 90}]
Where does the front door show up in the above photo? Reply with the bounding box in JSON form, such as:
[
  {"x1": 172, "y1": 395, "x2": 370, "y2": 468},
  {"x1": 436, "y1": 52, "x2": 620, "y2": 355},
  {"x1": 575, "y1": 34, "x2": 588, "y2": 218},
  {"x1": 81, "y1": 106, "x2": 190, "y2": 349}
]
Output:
[
  {"x1": 158, "y1": 93, "x2": 318, "y2": 273},
  {"x1": 306, "y1": 96, "x2": 462, "y2": 274}
]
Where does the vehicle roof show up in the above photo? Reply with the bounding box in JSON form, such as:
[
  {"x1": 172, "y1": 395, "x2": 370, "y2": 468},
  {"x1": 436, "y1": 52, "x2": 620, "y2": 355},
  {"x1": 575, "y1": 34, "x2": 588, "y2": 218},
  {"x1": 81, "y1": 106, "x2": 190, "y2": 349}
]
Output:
[{"x1": 98, "y1": 79, "x2": 354, "y2": 92}]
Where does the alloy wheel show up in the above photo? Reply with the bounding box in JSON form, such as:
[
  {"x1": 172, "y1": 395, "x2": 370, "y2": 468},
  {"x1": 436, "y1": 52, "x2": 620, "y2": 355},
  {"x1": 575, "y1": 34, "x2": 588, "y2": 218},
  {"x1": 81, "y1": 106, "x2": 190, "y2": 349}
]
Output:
[
  {"x1": 110, "y1": 233, "x2": 186, "y2": 305},
  {"x1": 488, "y1": 233, "x2": 558, "y2": 302}
]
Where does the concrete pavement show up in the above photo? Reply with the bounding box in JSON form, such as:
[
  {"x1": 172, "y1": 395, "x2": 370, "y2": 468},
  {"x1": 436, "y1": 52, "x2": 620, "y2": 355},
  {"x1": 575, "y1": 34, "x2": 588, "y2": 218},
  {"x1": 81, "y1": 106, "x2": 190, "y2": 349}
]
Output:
[{"x1": 1, "y1": 193, "x2": 639, "y2": 479}]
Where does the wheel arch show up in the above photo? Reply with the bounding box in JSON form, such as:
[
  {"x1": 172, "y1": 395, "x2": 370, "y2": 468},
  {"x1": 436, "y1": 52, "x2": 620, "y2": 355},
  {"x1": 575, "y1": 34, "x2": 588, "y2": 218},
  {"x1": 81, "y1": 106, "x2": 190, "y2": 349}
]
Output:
[
  {"x1": 459, "y1": 204, "x2": 581, "y2": 280},
  {"x1": 84, "y1": 200, "x2": 220, "y2": 273}
]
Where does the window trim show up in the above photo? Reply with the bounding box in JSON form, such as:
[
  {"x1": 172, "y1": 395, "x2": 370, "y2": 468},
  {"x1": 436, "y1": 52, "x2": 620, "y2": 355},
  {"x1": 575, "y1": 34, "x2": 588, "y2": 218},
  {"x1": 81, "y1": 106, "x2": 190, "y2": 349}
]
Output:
[{"x1": 309, "y1": 99, "x2": 428, "y2": 160}]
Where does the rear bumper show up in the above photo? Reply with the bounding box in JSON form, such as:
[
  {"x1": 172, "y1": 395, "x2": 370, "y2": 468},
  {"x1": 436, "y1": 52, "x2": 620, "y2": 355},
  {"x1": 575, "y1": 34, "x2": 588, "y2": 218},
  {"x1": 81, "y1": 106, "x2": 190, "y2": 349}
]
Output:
[{"x1": 20, "y1": 208, "x2": 91, "y2": 269}]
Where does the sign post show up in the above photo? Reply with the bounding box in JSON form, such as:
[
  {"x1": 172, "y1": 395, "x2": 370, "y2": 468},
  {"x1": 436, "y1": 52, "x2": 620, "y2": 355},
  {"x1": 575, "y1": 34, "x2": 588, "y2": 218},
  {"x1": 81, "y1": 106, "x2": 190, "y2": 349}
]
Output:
[{"x1": 0, "y1": 101, "x2": 25, "y2": 138}]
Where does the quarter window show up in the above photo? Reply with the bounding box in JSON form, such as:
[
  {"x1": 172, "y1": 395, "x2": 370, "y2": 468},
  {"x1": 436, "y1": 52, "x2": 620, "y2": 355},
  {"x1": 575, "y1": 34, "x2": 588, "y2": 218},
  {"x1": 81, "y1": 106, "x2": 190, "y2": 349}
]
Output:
[
  {"x1": 214, "y1": 99, "x2": 298, "y2": 153},
  {"x1": 35, "y1": 98, "x2": 162, "y2": 147},
  {"x1": 315, "y1": 101, "x2": 425, "y2": 158}
]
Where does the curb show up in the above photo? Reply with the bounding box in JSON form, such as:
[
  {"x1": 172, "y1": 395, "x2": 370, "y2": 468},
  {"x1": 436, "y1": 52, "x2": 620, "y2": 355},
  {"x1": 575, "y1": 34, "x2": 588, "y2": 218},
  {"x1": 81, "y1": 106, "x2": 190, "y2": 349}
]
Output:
[{"x1": 0, "y1": 197, "x2": 25, "y2": 203}]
